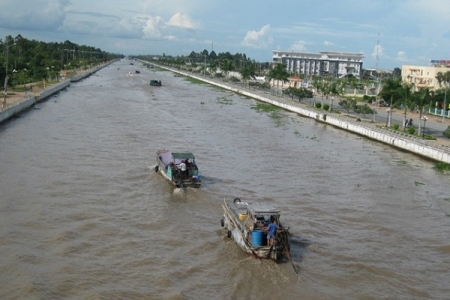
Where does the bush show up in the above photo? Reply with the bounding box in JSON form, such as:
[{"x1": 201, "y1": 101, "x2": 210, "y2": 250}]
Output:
[
  {"x1": 407, "y1": 127, "x2": 416, "y2": 134},
  {"x1": 315, "y1": 102, "x2": 322, "y2": 109},
  {"x1": 423, "y1": 134, "x2": 436, "y2": 140},
  {"x1": 443, "y1": 125, "x2": 450, "y2": 138},
  {"x1": 363, "y1": 95, "x2": 376, "y2": 103},
  {"x1": 323, "y1": 104, "x2": 330, "y2": 111},
  {"x1": 392, "y1": 123, "x2": 399, "y2": 130}
]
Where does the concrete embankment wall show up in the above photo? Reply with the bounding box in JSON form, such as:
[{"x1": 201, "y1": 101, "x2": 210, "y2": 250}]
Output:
[
  {"x1": 147, "y1": 63, "x2": 450, "y2": 164},
  {"x1": 0, "y1": 80, "x2": 71, "y2": 124},
  {"x1": 71, "y1": 59, "x2": 119, "y2": 82},
  {"x1": 37, "y1": 80, "x2": 71, "y2": 102},
  {"x1": 1, "y1": 60, "x2": 119, "y2": 125},
  {"x1": 0, "y1": 96, "x2": 36, "y2": 124}
]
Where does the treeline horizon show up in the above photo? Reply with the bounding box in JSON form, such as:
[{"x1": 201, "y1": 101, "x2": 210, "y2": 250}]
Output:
[{"x1": 1, "y1": 34, "x2": 123, "y2": 86}]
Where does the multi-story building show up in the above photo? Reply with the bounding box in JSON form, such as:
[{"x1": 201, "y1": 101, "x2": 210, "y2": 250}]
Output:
[
  {"x1": 272, "y1": 50, "x2": 364, "y2": 78},
  {"x1": 402, "y1": 61, "x2": 450, "y2": 91}
]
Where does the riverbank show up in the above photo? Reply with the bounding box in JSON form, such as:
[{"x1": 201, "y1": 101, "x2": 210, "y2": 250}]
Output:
[
  {"x1": 141, "y1": 60, "x2": 450, "y2": 164},
  {"x1": 0, "y1": 60, "x2": 117, "y2": 124}
]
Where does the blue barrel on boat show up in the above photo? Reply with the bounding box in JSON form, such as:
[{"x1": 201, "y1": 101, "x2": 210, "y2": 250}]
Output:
[{"x1": 252, "y1": 230, "x2": 263, "y2": 247}]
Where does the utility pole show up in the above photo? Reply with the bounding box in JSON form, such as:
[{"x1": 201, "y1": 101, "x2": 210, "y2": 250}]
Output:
[
  {"x1": 443, "y1": 85, "x2": 447, "y2": 123},
  {"x1": 2, "y1": 43, "x2": 9, "y2": 109}
]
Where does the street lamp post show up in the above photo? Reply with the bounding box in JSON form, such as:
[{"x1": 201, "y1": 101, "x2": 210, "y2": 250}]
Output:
[
  {"x1": 422, "y1": 116, "x2": 428, "y2": 138},
  {"x1": 442, "y1": 86, "x2": 447, "y2": 123}
]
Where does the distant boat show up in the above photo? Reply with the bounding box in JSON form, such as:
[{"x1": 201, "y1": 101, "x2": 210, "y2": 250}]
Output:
[
  {"x1": 150, "y1": 79, "x2": 162, "y2": 86},
  {"x1": 155, "y1": 150, "x2": 201, "y2": 188}
]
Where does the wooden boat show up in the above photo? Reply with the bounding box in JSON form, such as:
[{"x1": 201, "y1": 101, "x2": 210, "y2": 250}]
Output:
[
  {"x1": 221, "y1": 198, "x2": 290, "y2": 262},
  {"x1": 155, "y1": 150, "x2": 201, "y2": 188},
  {"x1": 150, "y1": 79, "x2": 162, "y2": 86}
]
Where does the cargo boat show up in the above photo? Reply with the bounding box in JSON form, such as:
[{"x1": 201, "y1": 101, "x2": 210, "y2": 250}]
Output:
[
  {"x1": 221, "y1": 197, "x2": 291, "y2": 262},
  {"x1": 155, "y1": 150, "x2": 201, "y2": 188}
]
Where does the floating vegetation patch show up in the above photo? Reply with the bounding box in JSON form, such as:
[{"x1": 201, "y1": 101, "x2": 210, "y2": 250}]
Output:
[
  {"x1": 434, "y1": 162, "x2": 450, "y2": 173},
  {"x1": 185, "y1": 77, "x2": 206, "y2": 84},
  {"x1": 393, "y1": 159, "x2": 408, "y2": 166},
  {"x1": 268, "y1": 111, "x2": 283, "y2": 127},
  {"x1": 151, "y1": 67, "x2": 167, "y2": 72},
  {"x1": 216, "y1": 96, "x2": 233, "y2": 105},
  {"x1": 251, "y1": 103, "x2": 279, "y2": 113},
  {"x1": 414, "y1": 181, "x2": 425, "y2": 186},
  {"x1": 268, "y1": 111, "x2": 282, "y2": 120},
  {"x1": 444, "y1": 198, "x2": 450, "y2": 202},
  {"x1": 200, "y1": 101, "x2": 205, "y2": 105},
  {"x1": 294, "y1": 130, "x2": 301, "y2": 136}
]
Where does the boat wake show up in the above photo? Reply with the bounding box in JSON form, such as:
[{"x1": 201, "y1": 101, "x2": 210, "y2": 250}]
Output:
[{"x1": 173, "y1": 187, "x2": 186, "y2": 196}]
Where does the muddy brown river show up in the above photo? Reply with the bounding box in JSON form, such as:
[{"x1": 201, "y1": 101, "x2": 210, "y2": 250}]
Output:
[{"x1": 0, "y1": 59, "x2": 449, "y2": 300}]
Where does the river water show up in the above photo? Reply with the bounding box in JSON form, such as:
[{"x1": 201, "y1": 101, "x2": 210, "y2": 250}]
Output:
[{"x1": 1, "y1": 60, "x2": 449, "y2": 300}]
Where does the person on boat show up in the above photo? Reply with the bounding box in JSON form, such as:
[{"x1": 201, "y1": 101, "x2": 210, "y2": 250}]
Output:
[
  {"x1": 265, "y1": 219, "x2": 278, "y2": 246},
  {"x1": 179, "y1": 161, "x2": 187, "y2": 178},
  {"x1": 184, "y1": 159, "x2": 191, "y2": 176}
]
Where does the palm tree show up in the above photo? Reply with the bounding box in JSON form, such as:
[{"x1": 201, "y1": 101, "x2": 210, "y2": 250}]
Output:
[
  {"x1": 436, "y1": 71, "x2": 450, "y2": 122},
  {"x1": 413, "y1": 88, "x2": 431, "y2": 136},
  {"x1": 239, "y1": 64, "x2": 256, "y2": 88},
  {"x1": 328, "y1": 78, "x2": 345, "y2": 111},
  {"x1": 398, "y1": 82, "x2": 414, "y2": 130},
  {"x1": 311, "y1": 76, "x2": 322, "y2": 106},
  {"x1": 209, "y1": 62, "x2": 217, "y2": 78},
  {"x1": 379, "y1": 78, "x2": 402, "y2": 127},
  {"x1": 220, "y1": 59, "x2": 234, "y2": 79},
  {"x1": 267, "y1": 63, "x2": 290, "y2": 95}
]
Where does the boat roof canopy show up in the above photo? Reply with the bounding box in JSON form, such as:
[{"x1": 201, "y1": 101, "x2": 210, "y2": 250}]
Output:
[
  {"x1": 172, "y1": 152, "x2": 195, "y2": 159},
  {"x1": 247, "y1": 203, "x2": 280, "y2": 215}
]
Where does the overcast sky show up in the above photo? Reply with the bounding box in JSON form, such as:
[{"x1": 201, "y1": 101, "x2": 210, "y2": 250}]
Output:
[{"x1": 1, "y1": 0, "x2": 449, "y2": 69}]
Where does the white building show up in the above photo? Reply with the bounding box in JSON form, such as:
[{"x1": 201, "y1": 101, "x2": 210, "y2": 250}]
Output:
[{"x1": 272, "y1": 51, "x2": 364, "y2": 78}]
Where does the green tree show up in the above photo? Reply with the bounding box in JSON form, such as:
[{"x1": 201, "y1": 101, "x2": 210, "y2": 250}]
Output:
[
  {"x1": 267, "y1": 63, "x2": 290, "y2": 93},
  {"x1": 412, "y1": 88, "x2": 431, "y2": 136},
  {"x1": 239, "y1": 64, "x2": 256, "y2": 88},
  {"x1": 220, "y1": 59, "x2": 234, "y2": 78},
  {"x1": 398, "y1": 82, "x2": 414, "y2": 130},
  {"x1": 436, "y1": 71, "x2": 450, "y2": 120},
  {"x1": 338, "y1": 98, "x2": 357, "y2": 114},
  {"x1": 379, "y1": 77, "x2": 402, "y2": 126},
  {"x1": 354, "y1": 103, "x2": 376, "y2": 117}
]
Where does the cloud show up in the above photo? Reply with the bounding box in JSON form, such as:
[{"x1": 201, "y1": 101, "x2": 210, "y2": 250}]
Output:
[
  {"x1": 164, "y1": 35, "x2": 177, "y2": 41},
  {"x1": 143, "y1": 16, "x2": 163, "y2": 39},
  {"x1": 324, "y1": 41, "x2": 334, "y2": 46},
  {"x1": 372, "y1": 44, "x2": 383, "y2": 59},
  {"x1": 0, "y1": 0, "x2": 71, "y2": 31},
  {"x1": 111, "y1": 17, "x2": 145, "y2": 39},
  {"x1": 396, "y1": 51, "x2": 408, "y2": 62},
  {"x1": 241, "y1": 25, "x2": 273, "y2": 49},
  {"x1": 290, "y1": 40, "x2": 308, "y2": 52},
  {"x1": 166, "y1": 13, "x2": 198, "y2": 29}
]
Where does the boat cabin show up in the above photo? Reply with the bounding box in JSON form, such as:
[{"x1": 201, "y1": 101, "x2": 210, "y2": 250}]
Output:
[{"x1": 232, "y1": 200, "x2": 281, "y2": 231}]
